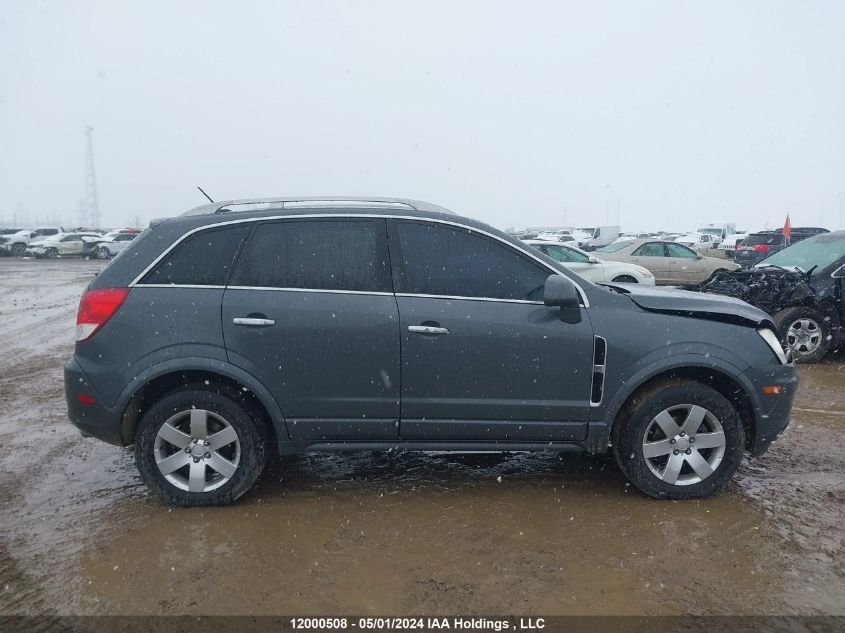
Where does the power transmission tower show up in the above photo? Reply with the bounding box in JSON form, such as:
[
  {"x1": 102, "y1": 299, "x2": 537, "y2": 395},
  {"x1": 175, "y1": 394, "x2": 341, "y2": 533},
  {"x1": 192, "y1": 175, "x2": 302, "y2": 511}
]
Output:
[{"x1": 85, "y1": 126, "x2": 101, "y2": 229}]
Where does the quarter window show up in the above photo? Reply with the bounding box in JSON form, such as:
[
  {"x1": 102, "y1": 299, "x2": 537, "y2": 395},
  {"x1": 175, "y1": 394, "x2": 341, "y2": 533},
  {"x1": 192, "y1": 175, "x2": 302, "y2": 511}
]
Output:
[
  {"x1": 231, "y1": 219, "x2": 390, "y2": 292},
  {"x1": 142, "y1": 224, "x2": 250, "y2": 286},
  {"x1": 393, "y1": 221, "x2": 550, "y2": 301}
]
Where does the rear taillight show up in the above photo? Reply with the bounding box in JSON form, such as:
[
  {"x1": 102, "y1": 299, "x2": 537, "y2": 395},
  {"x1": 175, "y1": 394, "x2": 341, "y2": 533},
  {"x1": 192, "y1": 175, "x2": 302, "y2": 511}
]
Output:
[
  {"x1": 75, "y1": 288, "x2": 130, "y2": 342},
  {"x1": 752, "y1": 244, "x2": 770, "y2": 252}
]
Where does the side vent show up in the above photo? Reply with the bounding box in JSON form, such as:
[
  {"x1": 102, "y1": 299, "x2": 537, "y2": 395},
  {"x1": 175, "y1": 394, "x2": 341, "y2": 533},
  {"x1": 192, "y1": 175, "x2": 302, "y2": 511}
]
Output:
[{"x1": 590, "y1": 336, "x2": 607, "y2": 406}]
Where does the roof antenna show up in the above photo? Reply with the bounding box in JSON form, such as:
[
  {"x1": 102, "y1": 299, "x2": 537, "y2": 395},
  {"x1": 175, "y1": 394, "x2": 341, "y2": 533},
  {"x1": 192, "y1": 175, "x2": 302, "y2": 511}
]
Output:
[{"x1": 197, "y1": 186, "x2": 214, "y2": 203}]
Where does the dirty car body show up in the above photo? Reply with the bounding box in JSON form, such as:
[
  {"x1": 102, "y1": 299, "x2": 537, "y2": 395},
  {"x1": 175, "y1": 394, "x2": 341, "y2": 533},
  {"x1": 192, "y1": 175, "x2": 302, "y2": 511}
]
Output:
[{"x1": 64, "y1": 197, "x2": 797, "y2": 506}]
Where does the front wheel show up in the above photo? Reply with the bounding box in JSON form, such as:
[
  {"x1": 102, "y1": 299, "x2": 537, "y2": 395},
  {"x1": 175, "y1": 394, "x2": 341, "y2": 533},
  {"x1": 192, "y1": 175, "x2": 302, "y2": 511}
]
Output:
[
  {"x1": 135, "y1": 388, "x2": 268, "y2": 506},
  {"x1": 773, "y1": 307, "x2": 831, "y2": 363},
  {"x1": 611, "y1": 275, "x2": 638, "y2": 283},
  {"x1": 95, "y1": 245, "x2": 111, "y2": 259},
  {"x1": 612, "y1": 379, "x2": 744, "y2": 499},
  {"x1": 45, "y1": 247, "x2": 58, "y2": 259}
]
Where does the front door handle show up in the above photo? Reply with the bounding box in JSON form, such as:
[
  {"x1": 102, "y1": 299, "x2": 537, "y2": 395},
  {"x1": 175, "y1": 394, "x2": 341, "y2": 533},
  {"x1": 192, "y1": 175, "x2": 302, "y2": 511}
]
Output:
[
  {"x1": 408, "y1": 325, "x2": 449, "y2": 335},
  {"x1": 233, "y1": 317, "x2": 275, "y2": 327}
]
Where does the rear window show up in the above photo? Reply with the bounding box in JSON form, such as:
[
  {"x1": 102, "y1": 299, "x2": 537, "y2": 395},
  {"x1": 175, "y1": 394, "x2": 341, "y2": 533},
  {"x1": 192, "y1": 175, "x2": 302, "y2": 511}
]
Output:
[
  {"x1": 231, "y1": 219, "x2": 390, "y2": 292},
  {"x1": 744, "y1": 233, "x2": 783, "y2": 246},
  {"x1": 141, "y1": 224, "x2": 250, "y2": 286}
]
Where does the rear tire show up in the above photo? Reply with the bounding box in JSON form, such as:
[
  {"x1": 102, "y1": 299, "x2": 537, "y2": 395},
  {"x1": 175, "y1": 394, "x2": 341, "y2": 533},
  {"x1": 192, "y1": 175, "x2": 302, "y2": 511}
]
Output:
[
  {"x1": 45, "y1": 247, "x2": 58, "y2": 259},
  {"x1": 134, "y1": 387, "x2": 269, "y2": 506},
  {"x1": 612, "y1": 379, "x2": 744, "y2": 500},
  {"x1": 773, "y1": 306, "x2": 831, "y2": 363}
]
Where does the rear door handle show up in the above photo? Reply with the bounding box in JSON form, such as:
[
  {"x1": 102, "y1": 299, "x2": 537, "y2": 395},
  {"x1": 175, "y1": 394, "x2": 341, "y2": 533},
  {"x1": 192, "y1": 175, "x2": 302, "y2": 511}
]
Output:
[
  {"x1": 233, "y1": 317, "x2": 275, "y2": 327},
  {"x1": 408, "y1": 325, "x2": 449, "y2": 335}
]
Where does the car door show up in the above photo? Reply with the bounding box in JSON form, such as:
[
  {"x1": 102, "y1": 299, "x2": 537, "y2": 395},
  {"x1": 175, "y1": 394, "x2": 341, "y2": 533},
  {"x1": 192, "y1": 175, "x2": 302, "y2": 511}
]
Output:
[
  {"x1": 389, "y1": 219, "x2": 595, "y2": 442},
  {"x1": 665, "y1": 242, "x2": 709, "y2": 283},
  {"x1": 630, "y1": 242, "x2": 672, "y2": 284},
  {"x1": 222, "y1": 217, "x2": 401, "y2": 441},
  {"x1": 59, "y1": 234, "x2": 82, "y2": 255}
]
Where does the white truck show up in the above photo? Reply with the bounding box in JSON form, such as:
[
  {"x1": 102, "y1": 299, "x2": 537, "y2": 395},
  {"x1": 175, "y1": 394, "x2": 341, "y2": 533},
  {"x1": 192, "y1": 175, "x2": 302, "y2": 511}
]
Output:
[
  {"x1": 696, "y1": 223, "x2": 736, "y2": 247},
  {"x1": 576, "y1": 226, "x2": 621, "y2": 251},
  {"x1": 0, "y1": 227, "x2": 64, "y2": 256}
]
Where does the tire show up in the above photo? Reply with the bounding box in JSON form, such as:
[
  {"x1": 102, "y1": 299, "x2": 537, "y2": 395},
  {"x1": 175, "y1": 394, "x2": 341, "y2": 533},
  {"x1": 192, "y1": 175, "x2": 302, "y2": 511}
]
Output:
[
  {"x1": 612, "y1": 379, "x2": 744, "y2": 500},
  {"x1": 11, "y1": 243, "x2": 25, "y2": 257},
  {"x1": 611, "y1": 275, "x2": 638, "y2": 283},
  {"x1": 134, "y1": 387, "x2": 269, "y2": 507},
  {"x1": 773, "y1": 306, "x2": 831, "y2": 363},
  {"x1": 45, "y1": 247, "x2": 58, "y2": 259},
  {"x1": 95, "y1": 246, "x2": 111, "y2": 259}
]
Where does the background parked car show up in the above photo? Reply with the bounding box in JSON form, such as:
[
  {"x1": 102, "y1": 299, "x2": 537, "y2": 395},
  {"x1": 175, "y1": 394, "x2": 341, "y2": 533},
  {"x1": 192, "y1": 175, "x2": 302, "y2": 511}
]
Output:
[
  {"x1": 596, "y1": 239, "x2": 739, "y2": 285},
  {"x1": 0, "y1": 226, "x2": 64, "y2": 256},
  {"x1": 735, "y1": 227, "x2": 830, "y2": 267},
  {"x1": 690, "y1": 230, "x2": 845, "y2": 362},
  {"x1": 523, "y1": 239, "x2": 656, "y2": 284},
  {"x1": 83, "y1": 229, "x2": 141, "y2": 259},
  {"x1": 675, "y1": 232, "x2": 719, "y2": 250},
  {"x1": 25, "y1": 231, "x2": 102, "y2": 258},
  {"x1": 717, "y1": 232, "x2": 748, "y2": 258}
]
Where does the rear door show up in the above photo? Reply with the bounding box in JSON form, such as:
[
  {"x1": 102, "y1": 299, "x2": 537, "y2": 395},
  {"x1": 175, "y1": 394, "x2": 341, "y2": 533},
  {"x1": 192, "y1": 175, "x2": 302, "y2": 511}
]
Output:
[
  {"x1": 665, "y1": 242, "x2": 710, "y2": 283},
  {"x1": 222, "y1": 217, "x2": 401, "y2": 441},
  {"x1": 389, "y1": 220, "x2": 595, "y2": 442}
]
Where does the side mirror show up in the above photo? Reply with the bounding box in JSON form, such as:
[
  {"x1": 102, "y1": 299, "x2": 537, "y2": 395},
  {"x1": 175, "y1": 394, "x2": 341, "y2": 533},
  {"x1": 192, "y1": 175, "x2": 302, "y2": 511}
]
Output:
[{"x1": 543, "y1": 275, "x2": 582, "y2": 324}]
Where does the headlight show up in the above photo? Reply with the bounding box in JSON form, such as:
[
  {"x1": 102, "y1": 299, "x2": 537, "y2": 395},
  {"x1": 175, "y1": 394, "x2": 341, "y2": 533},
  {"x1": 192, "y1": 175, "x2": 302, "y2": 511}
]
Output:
[
  {"x1": 637, "y1": 269, "x2": 654, "y2": 278},
  {"x1": 758, "y1": 328, "x2": 790, "y2": 364}
]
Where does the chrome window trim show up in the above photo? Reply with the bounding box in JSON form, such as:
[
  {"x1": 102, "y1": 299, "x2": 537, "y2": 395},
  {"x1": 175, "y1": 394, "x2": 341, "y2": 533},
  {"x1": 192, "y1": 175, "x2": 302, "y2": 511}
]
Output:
[
  {"x1": 395, "y1": 292, "x2": 544, "y2": 306},
  {"x1": 226, "y1": 286, "x2": 394, "y2": 297},
  {"x1": 133, "y1": 283, "x2": 227, "y2": 290},
  {"x1": 128, "y1": 213, "x2": 590, "y2": 307}
]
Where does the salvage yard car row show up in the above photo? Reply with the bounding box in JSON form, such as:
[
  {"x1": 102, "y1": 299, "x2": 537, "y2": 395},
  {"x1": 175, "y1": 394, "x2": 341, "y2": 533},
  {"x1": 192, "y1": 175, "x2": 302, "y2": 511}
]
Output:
[{"x1": 0, "y1": 227, "x2": 140, "y2": 258}]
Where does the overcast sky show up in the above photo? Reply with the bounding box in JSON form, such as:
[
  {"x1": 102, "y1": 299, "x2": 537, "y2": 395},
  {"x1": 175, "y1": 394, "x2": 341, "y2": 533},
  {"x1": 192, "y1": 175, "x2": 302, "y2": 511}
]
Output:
[{"x1": 1, "y1": 0, "x2": 843, "y2": 232}]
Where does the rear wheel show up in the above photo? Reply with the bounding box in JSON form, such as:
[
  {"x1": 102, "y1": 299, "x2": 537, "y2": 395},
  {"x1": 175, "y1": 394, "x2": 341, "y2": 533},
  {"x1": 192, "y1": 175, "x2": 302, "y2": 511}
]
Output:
[
  {"x1": 135, "y1": 388, "x2": 268, "y2": 506},
  {"x1": 613, "y1": 380, "x2": 744, "y2": 499},
  {"x1": 45, "y1": 247, "x2": 58, "y2": 259},
  {"x1": 774, "y1": 307, "x2": 831, "y2": 363}
]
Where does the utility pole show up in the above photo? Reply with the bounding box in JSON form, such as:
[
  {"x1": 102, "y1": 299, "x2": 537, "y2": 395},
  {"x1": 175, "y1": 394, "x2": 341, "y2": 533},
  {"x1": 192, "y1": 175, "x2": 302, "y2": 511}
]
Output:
[{"x1": 85, "y1": 126, "x2": 101, "y2": 229}]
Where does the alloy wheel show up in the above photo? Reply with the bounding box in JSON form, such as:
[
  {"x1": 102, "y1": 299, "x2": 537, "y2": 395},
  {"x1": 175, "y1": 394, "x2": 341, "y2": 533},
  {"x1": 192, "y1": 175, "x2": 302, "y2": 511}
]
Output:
[
  {"x1": 642, "y1": 404, "x2": 726, "y2": 485},
  {"x1": 154, "y1": 409, "x2": 241, "y2": 492}
]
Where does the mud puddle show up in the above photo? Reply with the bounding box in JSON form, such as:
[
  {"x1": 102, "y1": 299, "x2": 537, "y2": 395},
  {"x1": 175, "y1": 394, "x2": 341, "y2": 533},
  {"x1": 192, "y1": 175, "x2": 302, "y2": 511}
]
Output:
[{"x1": 0, "y1": 258, "x2": 842, "y2": 616}]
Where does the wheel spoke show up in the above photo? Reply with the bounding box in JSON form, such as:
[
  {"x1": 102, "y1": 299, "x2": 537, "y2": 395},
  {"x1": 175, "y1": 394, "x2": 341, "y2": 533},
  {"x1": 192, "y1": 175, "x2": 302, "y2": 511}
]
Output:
[
  {"x1": 189, "y1": 461, "x2": 206, "y2": 492},
  {"x1": 157, "y1": 451, "x2": 190, "y2": 475},
  {"x1": 653, "y1": 410, "x2": 680, "y2": 438},
  {"x1": 681, "y1": 405, "x2": 707, "y2": 435},
  {"x1": 642, "y1": 439, "x2": 673, "y2": 458},
  {"x1": 694, "y1": 430, "x2": 726, "y2": 449},
  {"x1": 207, "y1": 426, "x2": 238, "y2": 451},
  {"x1": 686, "y1": 451, "x2": 714, "y2": 480},
  {"x1": 158, "y1": 422, "x2": 191, "y2": 449},
  {"x1": 660, "y1": 453, "x2": 684, "y2": 484},
  {"x1": 207, "y1": 453, "x2": 237, "y2": 479},
  {"x1": 190, "y1": 409, "x2": 208, "y2": 439}
]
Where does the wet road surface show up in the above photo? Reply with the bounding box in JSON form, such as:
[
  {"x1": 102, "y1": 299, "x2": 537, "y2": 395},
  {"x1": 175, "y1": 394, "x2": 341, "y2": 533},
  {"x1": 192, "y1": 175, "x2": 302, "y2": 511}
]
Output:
[{"x1": 0, "y1": 258, "x2": 842, "y2": 615}]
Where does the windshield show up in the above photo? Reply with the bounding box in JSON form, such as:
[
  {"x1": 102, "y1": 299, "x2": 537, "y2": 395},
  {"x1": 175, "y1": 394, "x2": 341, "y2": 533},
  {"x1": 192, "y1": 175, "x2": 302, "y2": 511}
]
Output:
[
  {"x1": 760, "y1": 232, "x2": 845, "y2": 272},
  {"x1": 596, "y1": 242, "x2": 628, "y2": 253}
]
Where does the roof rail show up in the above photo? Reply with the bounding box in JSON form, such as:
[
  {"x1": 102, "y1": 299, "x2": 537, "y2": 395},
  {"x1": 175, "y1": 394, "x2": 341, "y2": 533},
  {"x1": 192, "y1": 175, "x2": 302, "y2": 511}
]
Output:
[{"x1": 181, "y1": 196, "x2": 454, "y2": 217}]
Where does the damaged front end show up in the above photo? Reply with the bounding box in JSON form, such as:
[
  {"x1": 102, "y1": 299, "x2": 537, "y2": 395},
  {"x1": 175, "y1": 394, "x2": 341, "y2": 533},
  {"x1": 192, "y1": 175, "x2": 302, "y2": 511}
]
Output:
[{"x1": 686, "y1": 267, "x2": 820, "y2": 315}]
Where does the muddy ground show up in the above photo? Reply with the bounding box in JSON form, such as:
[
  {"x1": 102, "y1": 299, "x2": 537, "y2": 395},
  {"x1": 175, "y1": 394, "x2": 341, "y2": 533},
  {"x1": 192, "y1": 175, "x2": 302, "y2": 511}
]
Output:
[{"x1": 0, "y1": 258, "x2": 842, "y2": 616}]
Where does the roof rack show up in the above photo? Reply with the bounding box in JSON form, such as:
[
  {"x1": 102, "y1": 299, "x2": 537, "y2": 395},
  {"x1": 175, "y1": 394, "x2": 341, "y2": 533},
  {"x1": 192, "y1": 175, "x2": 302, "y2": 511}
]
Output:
[{"x1": 181, "y1": 196, "x2": 454, "y2": 217}]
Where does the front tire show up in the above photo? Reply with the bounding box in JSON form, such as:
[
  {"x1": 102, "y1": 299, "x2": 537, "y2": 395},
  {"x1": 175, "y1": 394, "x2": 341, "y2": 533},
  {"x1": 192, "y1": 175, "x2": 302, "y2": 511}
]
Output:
[
  {"x1": 611, "y1": 275, "x2": 638, "y2": 283},
  {"x1": 612, "y1": 379, "x2": 744, "y2": 499},
  {"x1": 773, "y1": 306, "x2": 831, "y2": 363},
  {"x1": 135, "y1": 388, "x2": 268, "y2": 506},
  {"x1": 45, "y1": 247, "x2": 58, "y2": 259},
  {"x1": 95, "y1": 245, "x2": 111, "y2": 259}
]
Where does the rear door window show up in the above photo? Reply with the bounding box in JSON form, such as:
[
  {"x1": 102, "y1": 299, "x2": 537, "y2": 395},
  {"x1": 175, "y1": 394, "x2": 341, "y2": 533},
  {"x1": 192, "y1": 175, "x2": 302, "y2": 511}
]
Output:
[
  {"x1": 231, "y1": 218, "x2": 391, "y2": 292},
  {"x1": 665, "y1": 243, "x2": 699, "y2": 258},
  {"x1": 141, "y1": 224, "x2": 251, "y2": 286},
  {"x1": 392, "y1": 221, "x2": 550, "y2": 301},
  {"x1": 633, "y1": 242, "x2": 666, "y2": 257}
]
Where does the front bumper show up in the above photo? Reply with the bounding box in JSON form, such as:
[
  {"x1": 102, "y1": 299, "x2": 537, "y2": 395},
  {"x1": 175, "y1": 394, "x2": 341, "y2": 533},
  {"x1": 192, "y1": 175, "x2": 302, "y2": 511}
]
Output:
[
  {"x1": 64, "y1": 357, "x2": 126, "y2": 446},
  {"x1": 742, "y1": 364, "x2": 798, "y2": 456}
]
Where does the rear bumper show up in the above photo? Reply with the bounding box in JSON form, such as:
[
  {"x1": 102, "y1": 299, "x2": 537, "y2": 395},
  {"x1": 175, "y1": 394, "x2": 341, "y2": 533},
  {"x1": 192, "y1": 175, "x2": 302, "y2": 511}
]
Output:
[
  {"x1": 64, "y1": 358, "x2": 126, "y2": 446},
  {"x1": 742, "y1": 364, "x2": 798, "y2": 456}
]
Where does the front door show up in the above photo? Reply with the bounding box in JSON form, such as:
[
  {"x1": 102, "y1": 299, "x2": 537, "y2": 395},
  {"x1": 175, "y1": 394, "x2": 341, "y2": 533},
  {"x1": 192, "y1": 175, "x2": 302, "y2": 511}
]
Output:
[
  {"x1": 630, "y1": 242, "x2": 673, "y2": 284},
  {"x1": 388, "y1": 220, "x2": 595, "y2": 442},
  {"x1": 222, "y1": 218, "x2": 400, "y2": 441}
]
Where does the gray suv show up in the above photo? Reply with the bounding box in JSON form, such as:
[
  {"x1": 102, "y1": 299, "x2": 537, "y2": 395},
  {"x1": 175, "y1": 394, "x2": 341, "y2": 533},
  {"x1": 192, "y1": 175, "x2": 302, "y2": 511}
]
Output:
[{"x1": 64, "y1": 197, "x2": 797, "y2": 506}]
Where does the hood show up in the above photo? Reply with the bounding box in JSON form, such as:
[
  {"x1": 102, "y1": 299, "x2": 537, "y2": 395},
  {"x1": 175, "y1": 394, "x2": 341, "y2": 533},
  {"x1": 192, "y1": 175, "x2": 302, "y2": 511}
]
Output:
[{"x1": 603, "y1": 282, "x2": 772, "y2": 328}]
